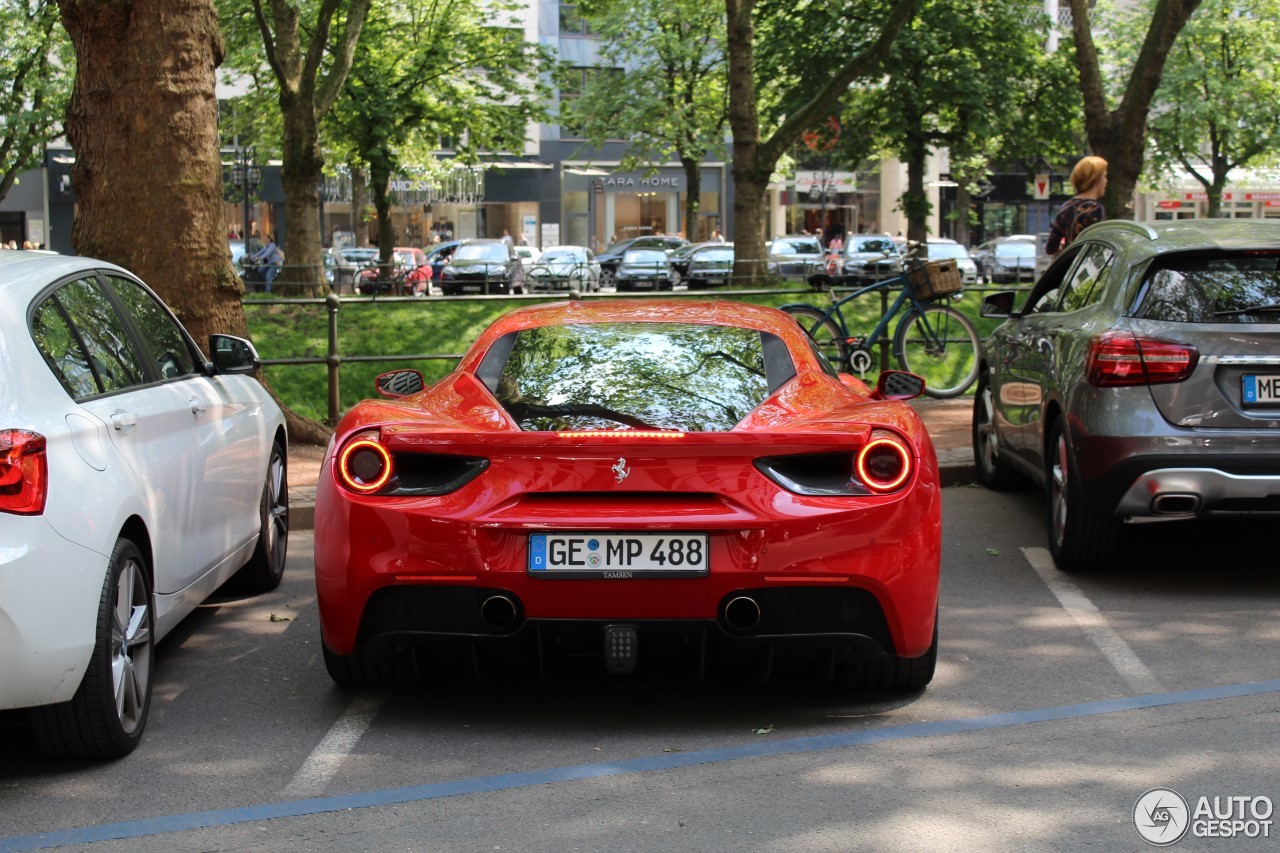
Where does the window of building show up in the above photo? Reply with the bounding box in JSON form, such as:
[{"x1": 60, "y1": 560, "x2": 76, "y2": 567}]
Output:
[{"x1": 559, "y1": 3, "x2": 594, "y2": 36}]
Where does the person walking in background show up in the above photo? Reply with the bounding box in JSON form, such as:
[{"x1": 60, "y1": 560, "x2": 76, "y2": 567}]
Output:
[
  {"x1": 1045, "y1": 156, "x2": 1108, "y2": 256},
  {"x1": 250, "y1": 233, "x2": 284, "y2": 292},
  {"x1": 501, "y1": 229, "x2": 514, "y2": 248},
  {"x1": 711, "y1": 228, "x2": 725, "y2": 243}
]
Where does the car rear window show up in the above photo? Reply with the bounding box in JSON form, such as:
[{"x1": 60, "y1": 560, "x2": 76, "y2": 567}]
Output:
[
  {"x1": 456, "y1": 243, "x2": 507, "y2": 262},
  {"x1": 1135, "y1": 252, "x2": 1280, "y2": 323},
  {"x1": 623, "y1": 249, "x2": 667, "y2": 263},
  {"x1": 849, "y1": 238, "x2": 896, "y2": 255},
  {"x1": 995, "y1": 242, "x2": 1034, "y2": 258},
  {"x1": 493, "y1": 323, "x2": 780, "y2": 432}
]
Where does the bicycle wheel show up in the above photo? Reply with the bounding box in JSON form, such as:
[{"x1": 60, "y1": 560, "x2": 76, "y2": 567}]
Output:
[
  {"x1": 782, "y1": 305, "x2": 848, "y2": 371},
  {"x1": 893, "y1": 302, "x2": 979, "y2": 398}
]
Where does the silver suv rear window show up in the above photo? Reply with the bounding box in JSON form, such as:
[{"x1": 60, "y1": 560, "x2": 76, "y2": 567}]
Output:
[{"x1": 1135, "y1": 252, "x2": 1280, "y2": 323}]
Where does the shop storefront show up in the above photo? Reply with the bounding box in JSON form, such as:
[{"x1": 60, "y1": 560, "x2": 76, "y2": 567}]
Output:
[
  {"x1": 1137, "y1": 188, "x2": 1280, "y2": 220},
  {"x1": 559, "y1": 165, "x2": 725, "y2": 252}
]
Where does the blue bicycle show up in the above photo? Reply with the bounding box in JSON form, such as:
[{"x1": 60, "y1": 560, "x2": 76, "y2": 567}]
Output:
[{"x1": 782, "y1": 256, "x2": 980, "y2": 398}]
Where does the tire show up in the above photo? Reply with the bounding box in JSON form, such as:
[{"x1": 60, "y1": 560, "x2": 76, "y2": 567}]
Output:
[
  {"x1": 972, "y1": 371, "x2": 1022, "y2": 490},
  {"x1": 1046, "y1": 419, "x2": 1120, "y2": 573},
  {"x1": 843, "y1": 619, "x2": 937, "y2": 691},
  {"x1": 782, "y1": 305, "x2": 848, "y2": 372},
  {"x1": 323, "y1": 640, "x2": 417, "y2": 689},
  {"x1": 600, "y1": 269, "x2": 615, "y2": 289},
  {"x1": 29, "y1": 538, "x2": 154, "y2": 758},
  {"x1": 893, "y1": 303, "x2": 979, "y2": 398},
  {"x1": 235, "y1": 440, "x2": 289, "y2": 592}
]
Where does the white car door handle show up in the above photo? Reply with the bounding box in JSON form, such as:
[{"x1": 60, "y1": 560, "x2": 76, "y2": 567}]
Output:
[
  {"x1": 110, "y1": 410, "x2": 138, "y2": 431},
  {"x1": 189, "y1": 397, "x2": 208, "y2": 415}
]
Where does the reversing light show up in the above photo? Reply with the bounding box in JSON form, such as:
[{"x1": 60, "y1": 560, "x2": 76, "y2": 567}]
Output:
[
  {"x1": 556, "y1": 430, "x2": 685, "y2": 439},
  {"x1": 338, "y1": 436, "x2": 392, "y2": 493},
  {"x1": 856, "y1": 434, "x2": 911, "y2": 492},
  {"x1": 0, "y1": 429, "x2": 48, "y2": 515}
]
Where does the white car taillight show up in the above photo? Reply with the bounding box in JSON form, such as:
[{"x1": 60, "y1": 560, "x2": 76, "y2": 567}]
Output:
[{"x1": 0, "y1": 429, "x2": 48, "y2": 515}]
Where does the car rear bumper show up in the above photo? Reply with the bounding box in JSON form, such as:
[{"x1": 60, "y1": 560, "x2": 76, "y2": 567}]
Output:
[
  {"x1": 314, "y1": 478, "x2": 941, "y2": 661},
  {"x1": 1075, "y1": 436, "x2": 1280, "y2": 519},
  {"x1": 0, "y1": 518, "x2": 104, "y2": 710}
]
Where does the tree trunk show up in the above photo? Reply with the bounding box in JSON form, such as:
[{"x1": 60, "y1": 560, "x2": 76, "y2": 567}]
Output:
[
  {"x1": 351, "y1": 163, "x2": 370, "y2": 246},
  {"x1": 1069, "y1": 0, "x2": 1204, "y2": 221},
  {"x1": 725, "y1": 0, "x2": 767, "y2": 279},
  {"x1": 57, "y1": 0, "x2": 245, "y2": 347},
  {"x1": 279, "y1": 97, "x2": 325, "y2": 297},
  {"x1": 953, "y1": 185, "x2": 972, "y2": 245},
  {"x1": 680, "y1": 155, "x2": 701, "y2": 241},
  {"x1": 369, "y1": 158, "x2": 395, "y2": 281},
  {"x1": 905, "y1": 140, "x2": 929, "y2": 245}
]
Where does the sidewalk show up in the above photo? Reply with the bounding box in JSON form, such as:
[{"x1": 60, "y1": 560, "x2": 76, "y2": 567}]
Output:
[{"x1": 286, "y1": 396, "x2": 976, "y2": 531}]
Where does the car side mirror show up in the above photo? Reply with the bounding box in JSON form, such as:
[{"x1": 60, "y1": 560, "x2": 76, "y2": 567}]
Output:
[
  {"x1": 872, "y1": 370, "x2": 925, "y2": 400},
  {"x1": 376, "y1": 369, "x2": 425, "y2": 398},
  {"x1": 981, "y1": 291, "x2": 1017, "y2": 319},
  {"x1": 208, "y1": 334, "x2": 259, "y2": 374}
]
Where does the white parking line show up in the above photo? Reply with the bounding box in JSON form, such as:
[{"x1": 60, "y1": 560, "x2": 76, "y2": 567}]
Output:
[
  {"x1": 1022, "y1": 547, "x2": 1167, "y2": 695},
  {"x1": 282, "y1": 692, "x2": 387, "y2": 798}
]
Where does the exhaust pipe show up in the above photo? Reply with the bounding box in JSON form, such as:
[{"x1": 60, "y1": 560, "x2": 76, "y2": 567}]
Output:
[
  {"x1": 479, "y1": 594, "x2": 519, "y2": 631},
  {"x1": 724, "y1": 596, "x2": 762, "y2": 632},
  {"x1": 1151, "y1": 493, "x2": 1200, "y2": 516}
]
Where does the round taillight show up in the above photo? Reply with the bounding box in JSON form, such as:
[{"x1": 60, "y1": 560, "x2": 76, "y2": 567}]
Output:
[
  {"x1": 338, "y1": 438, "x2": 392, "y2": 493},
  {"x1": 856, "y1": 436, "x2": 911, "y2": 492}
]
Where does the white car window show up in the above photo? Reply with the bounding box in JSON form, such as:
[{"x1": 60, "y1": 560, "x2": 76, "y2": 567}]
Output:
[
  {"x1": 52, "y1": 278, "x2": 147, "y2": 393},
  {"x1": 105, "y1": 275, "x2": 199, "y2": 380},
  {"x1": 31, "y1": 297, "x2": 100, "y2": 399}
]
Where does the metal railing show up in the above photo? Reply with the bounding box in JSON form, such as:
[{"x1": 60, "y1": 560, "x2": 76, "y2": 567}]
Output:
[{"x1": 244, "y1": 279, "x2": 1033, "y2": 424}]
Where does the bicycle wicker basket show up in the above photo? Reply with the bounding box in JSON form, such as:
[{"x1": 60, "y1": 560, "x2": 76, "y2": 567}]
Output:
[{"x1": 908, "y1": 259, "x2": 963, "y2": 300}]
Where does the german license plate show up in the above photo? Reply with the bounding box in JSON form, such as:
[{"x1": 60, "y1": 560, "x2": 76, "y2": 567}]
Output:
[
  {"x1": 528, "y1": 533, "x2": 708, "y2": 578},
  {"x1": 1242, "y1": 375, "x2": 1280, "y2": 404},
  {"x1": 705, "y1": 278, "x2": 725, "y2": 286}
]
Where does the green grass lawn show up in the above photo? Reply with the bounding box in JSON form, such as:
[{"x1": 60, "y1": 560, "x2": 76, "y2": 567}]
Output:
[{"x1": 244, "y1": 285, "x2": 1009, "y2": 424}]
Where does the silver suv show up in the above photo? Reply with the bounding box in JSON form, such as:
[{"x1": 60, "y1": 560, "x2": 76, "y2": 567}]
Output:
[{"x1": 973, "y1": 219, "x2": 1280, "y2": 573}]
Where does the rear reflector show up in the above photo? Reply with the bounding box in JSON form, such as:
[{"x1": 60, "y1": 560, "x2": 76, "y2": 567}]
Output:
[
  {"x1": 0, "y1": 429, "x2": 48, "y2": 515},
  {"x1": 1086, "y1": 332, "x2": 1198, "y2": 387}
]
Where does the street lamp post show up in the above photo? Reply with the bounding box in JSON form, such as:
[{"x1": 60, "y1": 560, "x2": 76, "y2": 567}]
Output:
[{"x1": 230, "y1": 146, "x2": 262, "y2": 246}]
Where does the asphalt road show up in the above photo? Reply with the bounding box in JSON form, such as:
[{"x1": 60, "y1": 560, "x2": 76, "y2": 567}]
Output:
[{"x1": 3, "y1": 485, "x2": 1278, "y2": 852}]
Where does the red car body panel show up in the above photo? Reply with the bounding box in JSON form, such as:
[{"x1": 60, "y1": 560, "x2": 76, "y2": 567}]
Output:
[{"x1": 314, "y1": 301, "x2": 941, "y2": 666}]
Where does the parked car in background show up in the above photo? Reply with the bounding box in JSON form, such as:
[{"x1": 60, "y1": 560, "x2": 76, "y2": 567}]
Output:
[
  {"x1": 680, "y1": 243, "x2": 736, "y2": 290},
  {"x1": 527, "y1": 245, "x2": 601, "y2": 292},
  {"x1": 330, "y1": 246, "x2": 379, "y2": 292},
  {"x1": 831, "y1": 235, "x2": 903, "y2": 285},
  {"x1": 313, "y1": 300, "x2": 939, "y2": 690},
  {"x1": 666, "y1": 241, "x2": 714, "y2": 283},
  {"x1": 424, "y1": 239, "x2": 463, "y2": 283},
  {"x1": 973, "y1": 219, "x2": 1280, "y2": 574},
  {"x1": 439, "y1": 238, "x2": 526, "y2": 295},
  {"x1": 0, "y1": 251, "x2": 288, "y2": 758},
  {"x1": 596, "y1": 235, "x2": 689, "y2": 288},
  {"x1": 356, "y1": 247, "x2": 432, "y2": 296},
  {"x1": 613, "y1": 247, "x2": 673, "y2": 292},
  {"x1": 926, "y1": 238, "x2": 979, "y2": 285},
  {"x1": 767, "y1": 235, "x2": 825, "y2": 280},
  {"x1": 972, "y1": 236, "x2": 1038, "y2": 283}
]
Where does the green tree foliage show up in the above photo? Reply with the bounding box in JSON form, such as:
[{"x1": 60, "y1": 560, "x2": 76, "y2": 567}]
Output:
[
  {"x1": 330, "y1": 0, "x2": 551, "y2": 263},
  {"x1": 217, "y1": 0, "x2": 373, "y2": 296},
  {"x1": 1102, "y1": 0, "x2": 1280, "y2": 217},
  {"x1": 570, "y1": 0, "x2": 728, "y2": 241},
  {"x1": 0, "y1": 0, "x2": 73, "y2": 205},
  {"x1": 1067, "y1": 0, "x2": 1203, "y2": 220},
  {"x1": 839, "y1": 0, "x2": 1078, "y2": 244}
]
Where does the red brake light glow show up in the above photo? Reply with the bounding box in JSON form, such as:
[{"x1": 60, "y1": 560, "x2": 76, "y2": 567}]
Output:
[
  {"x1": 856, "y1": 434, "x2": 912, "y2": 492},
  {"x1": 556, "y1": 431, "x2": 685, "y2": 439},
  {"x1": 338, "y1": 437, "x2": 392, "y2": 493},
  {"x1": 1086, "y1": 332, "x2": 1198, "y2": 387},
  {"x1": 0, "y1": 429, "x2": 48, "y2": 515}
]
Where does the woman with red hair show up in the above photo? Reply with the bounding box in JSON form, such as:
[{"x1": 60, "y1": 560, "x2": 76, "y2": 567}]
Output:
[{"x1": 1045, "y1": 156, "x2": 1108, "y2": 255}]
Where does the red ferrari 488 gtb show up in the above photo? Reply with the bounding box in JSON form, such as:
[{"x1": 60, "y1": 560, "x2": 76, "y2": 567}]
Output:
[{"x1": 314, "y1": 301, "x2": 940, "y2": 691}]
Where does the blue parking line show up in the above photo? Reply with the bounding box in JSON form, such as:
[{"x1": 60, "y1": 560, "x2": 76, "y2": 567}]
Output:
[{"x1": 5, "y1": 678, "x2": 1279, "y2": 852}]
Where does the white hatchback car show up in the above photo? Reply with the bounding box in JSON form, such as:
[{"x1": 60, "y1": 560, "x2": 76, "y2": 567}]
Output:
[{"x1": 0, "y1": 251, "x2": 288, "y2": 758}]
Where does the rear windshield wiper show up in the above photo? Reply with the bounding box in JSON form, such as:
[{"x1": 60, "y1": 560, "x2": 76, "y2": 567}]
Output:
[{"x1": 1214, "y1": 303, "x2": 1280, "y2": 317}]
